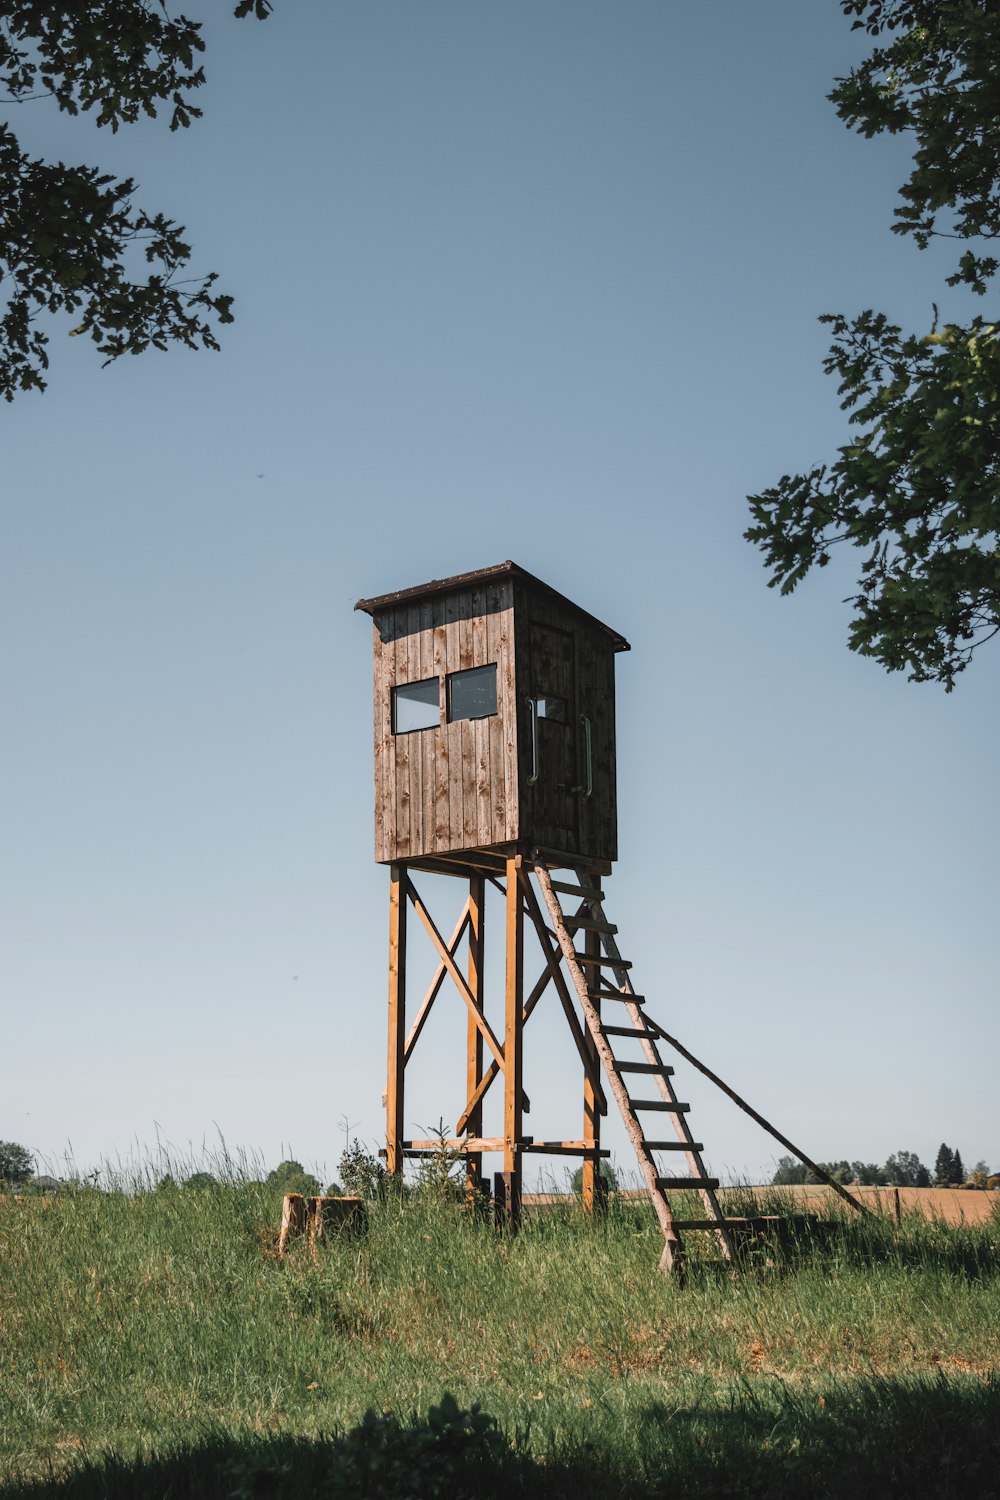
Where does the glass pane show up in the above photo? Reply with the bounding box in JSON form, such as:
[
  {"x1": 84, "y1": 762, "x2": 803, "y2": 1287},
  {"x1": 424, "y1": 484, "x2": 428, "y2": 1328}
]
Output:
[
  {"x1": 393, "y1": 677, "x2": 440, "y2": 733},
  {"x1": 447, "y1": 664, "x2": 498, "y2": 722},
  {"x1": 535, "y1": 696, "x2": 566, "y2": 722}
]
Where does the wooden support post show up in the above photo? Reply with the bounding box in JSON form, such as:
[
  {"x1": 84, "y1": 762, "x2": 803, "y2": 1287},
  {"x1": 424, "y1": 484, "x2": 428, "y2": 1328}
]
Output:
[
  {"x1": 581, "y1": 920, "x2": 605, "y2": 1215},
  {"x1": 493, "y1": 1170, "x2": 521, "y2": 1233},
  {"x1": 386, "y1": 862, "x2": 407, "y2": 1177},
  {"x1": 465, "y1": 873, "x2": 485, "y2": 1199},
  {"x1": 503, "y1": 856, "x2": 524, "y2": 1225}
]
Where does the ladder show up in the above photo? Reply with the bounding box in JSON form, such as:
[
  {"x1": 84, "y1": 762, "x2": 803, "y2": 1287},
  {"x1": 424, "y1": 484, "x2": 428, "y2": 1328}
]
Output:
[{"x1": 533, "y1": 862, "x2": 735, "y2": 1276}]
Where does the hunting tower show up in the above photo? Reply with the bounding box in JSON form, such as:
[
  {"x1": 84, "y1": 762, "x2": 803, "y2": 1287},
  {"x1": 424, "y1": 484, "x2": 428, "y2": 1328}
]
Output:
[
  {"x1": 356, "y1": 562, "x2": 827, "y2": 1274},
  {"x1": 357, "y1": 559, "x2": 627, "y2": 870}
]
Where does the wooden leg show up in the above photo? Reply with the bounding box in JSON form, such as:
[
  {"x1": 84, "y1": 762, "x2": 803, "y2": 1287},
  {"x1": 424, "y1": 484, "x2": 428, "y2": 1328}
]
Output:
[
  {"x1": 503, "y1": 856, "x2": 524, "y2": 1225},
  {"x1": 581, "y1": 922, "x2": 605, "y2": 1214},
  {"x1": 465, "y1": 874, "x2": 485, "y2": 1199},
  {"x1": 386, "y1": 863, "x2": 407, "y2": 1177}
]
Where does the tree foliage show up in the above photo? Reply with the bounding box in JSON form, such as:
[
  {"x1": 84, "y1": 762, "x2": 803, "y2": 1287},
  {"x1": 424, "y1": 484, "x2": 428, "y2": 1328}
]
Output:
[
  {"x1": 0, "y1": 0, "x2": 270, "y2": 400},
  {"x1": 0, "y1": 1139, "x2": 33, "y2": 1187},
  {"x1": 746, "y1": 0, "x2": 1000, "y2": 689},
  {"x1": 933, "y1": 1142, "x2": 955, "y2": 1185},
  {"x1": 338, "y1": 1139, "x2": 387, "y2": 1201},
  {"x1": 265, "y1": 1159, "x2": 321, "y2": 1197}
]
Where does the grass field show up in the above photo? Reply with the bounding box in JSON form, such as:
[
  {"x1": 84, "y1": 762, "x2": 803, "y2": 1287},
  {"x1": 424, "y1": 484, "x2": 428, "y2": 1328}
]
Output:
[{"x1": 1, "y1": 1177, "x2": 998, "y2": 1498}]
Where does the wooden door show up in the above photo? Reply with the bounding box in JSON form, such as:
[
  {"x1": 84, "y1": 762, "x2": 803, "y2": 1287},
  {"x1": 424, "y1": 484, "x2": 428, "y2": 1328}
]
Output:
[
  {"x1": 526, "y1": 621, "x2": 578, "y2": 852},
  {"x1": 575, "y1": 638, "x2": 617, "y2": 864}
]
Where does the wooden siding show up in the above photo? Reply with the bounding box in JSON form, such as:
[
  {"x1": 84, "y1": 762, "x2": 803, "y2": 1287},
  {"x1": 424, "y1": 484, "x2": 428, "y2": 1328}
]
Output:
[
  {"x1": 513, "y1": 581, "x2": 618, "y2": 866},
  {"x1": 372, "y1": 581, "x2": 517, "y2": 863}
]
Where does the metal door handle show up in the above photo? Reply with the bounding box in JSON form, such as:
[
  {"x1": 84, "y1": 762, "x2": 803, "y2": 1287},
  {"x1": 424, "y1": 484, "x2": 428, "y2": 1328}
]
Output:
[
  {"x1": 526, "y1": 697, "x2": 540, "y2": 784},
  {"x1": 580, "y1": 714, "x2": 593, "y2": 797},
  {"x1": 571, "y1": 715, "x2": 593, "y2": 797}
]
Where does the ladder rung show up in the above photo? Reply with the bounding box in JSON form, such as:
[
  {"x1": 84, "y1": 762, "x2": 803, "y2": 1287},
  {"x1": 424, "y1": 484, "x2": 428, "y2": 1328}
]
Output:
[
  {"x1": 548, "y1": 879, "x2": 604, "y2": 900},
  {"x1": 657, "y1": 1176, "x2": 719, "y2": 1191},
  {"x1": 574, "y1": 953, "x2": 632, "y2": 968},
  {"x1": 616, "y1": 1061, "x2": 674, "y2": 1075},
  {"x1": 601, "y1": 1023, "x2": 649, "y2": 1037},
  {"x1": 632, "y1": 1100, "x2": 689, "y2": 1112},
  {"x1": 667, "y1": 1219, "x2": 731, "y2": 1231},
  {"x1": 589, "y1": 991, "x2": 644, "y2": 1005},
  {"x1": 565, "y1": 916, "x2": 618, "y2": 934},
  {"x1": 644, "y1": 1141, "x2": 704, "y2": 1151}
]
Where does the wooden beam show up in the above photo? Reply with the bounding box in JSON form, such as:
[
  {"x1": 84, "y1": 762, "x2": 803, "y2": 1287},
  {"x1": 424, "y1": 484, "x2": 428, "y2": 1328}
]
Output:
[
  {"x1": 532, "y1": 864, "x2": 683, "y2": 1268},
  {"x1": 385, "y1": 864, "x2": 406, "y2": 1177},
  {"x1": 453, "y1": 885, "x2": 584, "y2": 1135},
  {"x1": 582, "y1": 923, "x2": 604, "y2": 1214},
  {"x1": 518, "y1": 871, "x2": 607, "y2": 1115},
  {"x1": 642, "y1": 1016, "x2": 869, "y2": 1215},
  {"x1": 404, "y1": 872, "x2": 507, "y2": 1071},
  {"x1": 503, "y1": 855, "x2": 524, "y2": 1219},
  {"x1": 466, "y1": 873, "x2": 485, "y2": 1196}
]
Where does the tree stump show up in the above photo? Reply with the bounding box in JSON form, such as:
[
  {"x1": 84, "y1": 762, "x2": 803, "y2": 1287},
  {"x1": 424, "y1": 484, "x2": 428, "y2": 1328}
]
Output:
[
  {"x1": 278, "y1": 1193, "x2": 307, "y2": 1258},
  {"x1": 306, "y1": 1195, "x2": 365, "y2": 1246}
]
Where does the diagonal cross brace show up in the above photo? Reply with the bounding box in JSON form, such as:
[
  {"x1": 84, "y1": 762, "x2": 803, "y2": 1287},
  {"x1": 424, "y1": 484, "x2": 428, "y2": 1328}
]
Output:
[
  {"x1": 404, "y1": 873, "x2": 508, "y2": 1072},
  {"x1": 404, "y1": 901, "x2": 472, "y2": 1062},
  {"x1": 454, "y1": 889, "x2": 588, "y2": 1136},
  {"x1": 518, "y1": 869, "x2": 607, "y2": 1116}
]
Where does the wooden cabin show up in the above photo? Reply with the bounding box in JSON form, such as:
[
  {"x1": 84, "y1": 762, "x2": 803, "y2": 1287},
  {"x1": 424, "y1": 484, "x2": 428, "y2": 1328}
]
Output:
[{"x1": 355, "y1": 561, "x2": 629, "y2": 868}]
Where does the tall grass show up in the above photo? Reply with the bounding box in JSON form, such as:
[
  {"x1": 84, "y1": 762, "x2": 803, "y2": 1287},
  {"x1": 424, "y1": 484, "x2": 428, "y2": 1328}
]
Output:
[{"x1": 1, "y1": 1171, "x2": 998, "y2": 1496}]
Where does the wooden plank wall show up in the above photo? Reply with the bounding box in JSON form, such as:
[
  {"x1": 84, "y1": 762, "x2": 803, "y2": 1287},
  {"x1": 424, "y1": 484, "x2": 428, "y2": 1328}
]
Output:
[
  {"x1": 513, "y1": 582, "x2": 619, "y2": 866},
  {"x1": 372, "y1": 581, "x2": 517, "y2": 862}
]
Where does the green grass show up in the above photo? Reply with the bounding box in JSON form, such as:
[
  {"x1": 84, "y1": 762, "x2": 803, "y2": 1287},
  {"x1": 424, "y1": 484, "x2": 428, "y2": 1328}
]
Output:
[{"x1": 1, "y1": 1178, "x2": 998, "y2": 1497}]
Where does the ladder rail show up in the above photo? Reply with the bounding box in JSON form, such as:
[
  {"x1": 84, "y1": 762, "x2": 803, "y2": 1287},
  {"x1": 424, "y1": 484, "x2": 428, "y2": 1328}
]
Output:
[
  {"x1": 586, "y1": 888, "x2": 735, "y2": 1267},
  {"x1": 533, "y1": 862, "x2": 734, "y2": 1271},
  {"x1": 533, "y1": 865, "x2": 685, "y2": 1273}
]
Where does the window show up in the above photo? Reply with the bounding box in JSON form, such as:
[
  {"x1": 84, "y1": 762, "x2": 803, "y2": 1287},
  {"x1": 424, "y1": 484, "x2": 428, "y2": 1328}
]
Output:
[
  {"x1": 447, "y1": 664, "x2": 498, "y2": 723},
  {"x1": 393, "y1": 677, "x2": 440, "y2": 733}
]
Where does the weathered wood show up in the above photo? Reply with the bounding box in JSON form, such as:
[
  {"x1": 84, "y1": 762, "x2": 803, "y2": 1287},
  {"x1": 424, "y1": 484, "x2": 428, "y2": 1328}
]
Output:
[
  {"x1": 466, "y1": 873, "x2": 485, "y2": 1196},
  {"x1": 359, "y1": 564, "x2": 624, "y2": 865},
  {"x1": 278, "y1": 1193, "x2": 306, "y2": 1258},
  {"x1": 453, "y1": 890, "x2": 589, "y2": 1135},
  {"x1": 386, "y1": 865, "x2": 406, "y2": 1176},
  {"x1": 616, "y1": 1061, "x2": 675, "y2": 1075},
  {"x1": 405, "y1": 872, "x2": 507, "y2": 1071},
  {"x1": 533, "y1": 864, "x2": 683, "y2": 1270},
  {"x1": 548, "y1": 879, "x2": 604, "y2": 900},
  {"x1": 641, "y1": 1016, "x2": 869, "y2": 1215},
  {"x1": 581, "y1": 924, "x2": 604, "y2": 1214},
  {"x1": 503, "y1": 856, "x2": 524, "y2": 1219},
  {"x1": 306, "y1": 1196, "x2": 365, "y2": 1245},
  {"x1": 645, "y1": 1140, "x2": 705, "y2": 1151},
  {"x1": 522, "y1": 1141, "x2": 611, "y2": 1156},
  {"x1": 584, "y1": 895, "x2": 735, "y2": 1266},
  {"x1": 518, "y1": 872, "x2": 607, "y2": 1114},
  {"x1": 404, "y1": 1137, "x2": 507, "y2": 1152},
  {"x1": 656, "y1": 1176, "x2": 720, "y2": 1191}
]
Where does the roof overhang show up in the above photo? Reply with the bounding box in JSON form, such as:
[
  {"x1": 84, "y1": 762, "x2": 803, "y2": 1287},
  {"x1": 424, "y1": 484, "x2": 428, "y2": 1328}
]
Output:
[{"x1": 354, "y1": 560, "x2": 630, "y2": 653}]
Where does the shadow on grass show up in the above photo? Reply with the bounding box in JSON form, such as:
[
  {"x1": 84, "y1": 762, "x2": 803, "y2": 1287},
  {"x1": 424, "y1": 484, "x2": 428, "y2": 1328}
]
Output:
[{"x1": 4, "y1": 1375, "x2": 999, "y2": 1500}]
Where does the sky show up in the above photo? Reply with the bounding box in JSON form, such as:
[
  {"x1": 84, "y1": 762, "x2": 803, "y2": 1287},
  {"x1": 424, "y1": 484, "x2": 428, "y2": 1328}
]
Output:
[{"x1": 3, "y1": 1, "x2": 997, "y2": 1190}]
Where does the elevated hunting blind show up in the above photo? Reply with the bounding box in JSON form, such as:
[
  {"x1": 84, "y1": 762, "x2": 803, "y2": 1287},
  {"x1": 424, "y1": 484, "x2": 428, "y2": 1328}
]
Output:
[
  {"x1": 356, "y1": 562, "x2": 862, "y2": 1275},
  {"x1": 355, "y1": 559, "x2": 628, "y2": 869}
]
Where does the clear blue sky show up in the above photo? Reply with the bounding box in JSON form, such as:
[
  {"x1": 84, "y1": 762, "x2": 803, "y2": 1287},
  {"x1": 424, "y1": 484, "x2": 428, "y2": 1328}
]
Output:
[{"x1": 4, "y1": 1, "x2": 997, "y2": 1188}]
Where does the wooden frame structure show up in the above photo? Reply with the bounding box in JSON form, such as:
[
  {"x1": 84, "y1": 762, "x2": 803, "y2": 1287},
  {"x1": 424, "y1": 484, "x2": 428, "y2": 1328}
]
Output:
[
  {"x1": 360, "y1": 564, "x2": 866, "y2": 1274},
  {"x1": 385, "y1": 852, "x2": 613, "y2": 1223}
]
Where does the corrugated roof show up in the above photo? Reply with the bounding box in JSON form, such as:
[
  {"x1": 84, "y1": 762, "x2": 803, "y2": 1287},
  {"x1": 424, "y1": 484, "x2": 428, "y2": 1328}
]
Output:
[{"x1": 354, "y1": 560, "x2": 630, "y2": 652}]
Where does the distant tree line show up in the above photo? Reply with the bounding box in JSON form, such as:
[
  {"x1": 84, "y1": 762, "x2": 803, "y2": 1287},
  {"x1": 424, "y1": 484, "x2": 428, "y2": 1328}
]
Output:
[{"x1": 772, "y1": 1144, "x2": 995, "y2": 1189}]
